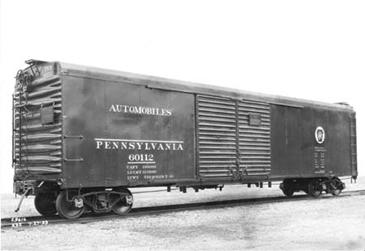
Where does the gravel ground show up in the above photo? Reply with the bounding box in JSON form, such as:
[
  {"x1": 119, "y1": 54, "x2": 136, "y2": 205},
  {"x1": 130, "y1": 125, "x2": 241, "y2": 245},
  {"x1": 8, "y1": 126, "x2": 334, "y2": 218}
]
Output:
[{"x1": 1, "y1": 177, "x2": 365, "y2": 250}]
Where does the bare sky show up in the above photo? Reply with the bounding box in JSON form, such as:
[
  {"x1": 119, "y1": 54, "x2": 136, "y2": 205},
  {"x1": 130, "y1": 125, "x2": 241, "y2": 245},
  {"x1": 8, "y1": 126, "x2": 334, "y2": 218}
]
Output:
[{"x1": 1, "y1": 0, "x2": 364, "y2": 193}]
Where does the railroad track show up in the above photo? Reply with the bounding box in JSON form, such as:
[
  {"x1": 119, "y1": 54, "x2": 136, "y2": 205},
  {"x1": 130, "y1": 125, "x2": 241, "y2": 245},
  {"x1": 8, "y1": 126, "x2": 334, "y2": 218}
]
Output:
[{"x1": 2, "y1": 189, "x2": 365, "y2": 230}]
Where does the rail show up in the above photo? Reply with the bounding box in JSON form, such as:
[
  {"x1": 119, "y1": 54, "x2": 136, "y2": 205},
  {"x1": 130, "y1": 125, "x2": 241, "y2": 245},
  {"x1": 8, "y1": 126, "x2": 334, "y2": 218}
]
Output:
[{"x1": 2, "y1": 189, "x2": 364, "y2": 230}]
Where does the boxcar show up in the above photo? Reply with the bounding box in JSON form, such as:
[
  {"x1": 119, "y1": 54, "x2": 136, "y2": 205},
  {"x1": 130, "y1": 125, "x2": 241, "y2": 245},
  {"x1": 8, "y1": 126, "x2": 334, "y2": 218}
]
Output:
[{"x1": 13, "y1": 60, "x2": 358, "y2": 219}]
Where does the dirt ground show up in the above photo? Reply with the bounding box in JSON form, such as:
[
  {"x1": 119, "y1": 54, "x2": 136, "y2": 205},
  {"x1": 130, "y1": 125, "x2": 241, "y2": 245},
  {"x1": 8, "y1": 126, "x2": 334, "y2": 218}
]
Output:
[{"x1": 1, "y1": 177, "x2": 365, "y2": 250}]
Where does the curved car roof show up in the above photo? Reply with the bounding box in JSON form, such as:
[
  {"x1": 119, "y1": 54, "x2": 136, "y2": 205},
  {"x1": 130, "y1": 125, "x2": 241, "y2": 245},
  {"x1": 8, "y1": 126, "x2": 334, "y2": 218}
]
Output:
[{"x1": 57, "y1": 61, "x2": 354, "y2": 112}]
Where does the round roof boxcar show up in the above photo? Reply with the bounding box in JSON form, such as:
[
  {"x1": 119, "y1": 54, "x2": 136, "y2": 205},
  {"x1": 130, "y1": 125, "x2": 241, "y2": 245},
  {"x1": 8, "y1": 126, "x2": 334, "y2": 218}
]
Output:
[{"x1": 12, "y1": 59, "x2": 357, "y2": 218}]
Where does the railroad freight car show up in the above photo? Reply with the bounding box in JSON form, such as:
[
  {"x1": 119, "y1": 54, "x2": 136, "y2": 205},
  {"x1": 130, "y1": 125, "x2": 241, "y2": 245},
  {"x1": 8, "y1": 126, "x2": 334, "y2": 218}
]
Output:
[{"x1": 12, "y1": 60, "x2": 358, "y2": 219}]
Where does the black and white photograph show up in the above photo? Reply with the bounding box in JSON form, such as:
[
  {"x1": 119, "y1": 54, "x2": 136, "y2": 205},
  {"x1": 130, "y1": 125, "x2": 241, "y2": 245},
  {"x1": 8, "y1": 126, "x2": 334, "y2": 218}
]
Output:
[{"x1": 1, "y1": 1, "x2": 364, "y2": 250}]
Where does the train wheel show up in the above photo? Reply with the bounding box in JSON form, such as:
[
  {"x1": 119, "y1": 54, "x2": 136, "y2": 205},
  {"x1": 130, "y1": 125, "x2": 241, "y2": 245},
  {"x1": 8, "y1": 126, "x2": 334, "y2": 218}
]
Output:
[
  {"x1": 56, "y1": 191, "x2": 85, "y2": 219},
  {"x1": 331, "y1": 188, "x2": 341, "y2": 196},
  {"x1": 112, "y1": 188, "x2": 133, "y2": 215},
  {"x1": 280, "y1": 180, "x2": 294, "y2": 197},
  {"x1": 283, "y1": 187, "x2": 294, "y2": 197},
  {"x1": 308, "y1": 181, "x2": 322, "y2": 198},
  {"x1": 330, "y1": 177, "x2": 343, "y2": 196},
  {"x1": 34, "y1": 192, "x2": 57, "y2": 217}
]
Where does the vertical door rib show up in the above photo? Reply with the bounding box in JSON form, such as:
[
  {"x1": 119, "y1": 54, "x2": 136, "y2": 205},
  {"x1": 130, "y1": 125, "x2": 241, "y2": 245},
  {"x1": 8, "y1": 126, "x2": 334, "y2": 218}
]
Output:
[
  {"x1": 197, "y1": 95, "x2": 272, "y2": 180},
  {"x1": 238, "y1": 100, "x2": 271, "y2": 176},
  {"x1": 197, "y1": 95, "x2": 237, "y2": 179}
]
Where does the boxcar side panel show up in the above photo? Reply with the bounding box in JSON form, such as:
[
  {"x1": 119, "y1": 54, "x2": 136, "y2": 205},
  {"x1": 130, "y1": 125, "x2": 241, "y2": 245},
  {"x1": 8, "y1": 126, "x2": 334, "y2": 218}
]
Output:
[
  {"x1": 326, "y1": 110, "x2": 352, "y2": 176},
  {"x1": 62, "y1": 75, "x2": 196, "y2": 188},
  {"x1": 301, "y1": 107, "x2": 352, "y2": 177},
  {"x1": 271, "y1": 104, "x2": 353, "y2": 179},
  {"x1": 270, "y1": 105, "x2": 303, "y2": 177}
]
